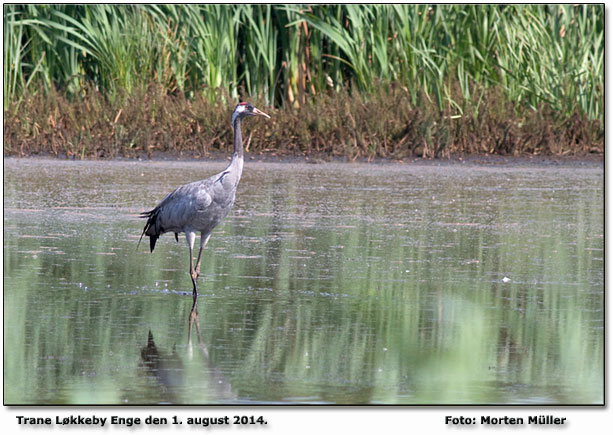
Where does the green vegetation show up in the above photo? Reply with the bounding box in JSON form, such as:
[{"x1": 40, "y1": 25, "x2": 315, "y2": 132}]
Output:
[{"x1": 3, "y1": 4, "x2": 604, "y2": 158}]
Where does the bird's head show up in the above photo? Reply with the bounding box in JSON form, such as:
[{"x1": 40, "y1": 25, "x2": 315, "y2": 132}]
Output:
[{"x1": 232, "y1": 102, "x2": 270, "y2": 125}]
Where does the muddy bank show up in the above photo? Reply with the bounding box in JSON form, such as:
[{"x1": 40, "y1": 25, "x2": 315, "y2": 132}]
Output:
[{"x1": 7, "y1": 151, "x2": 603, "y2": 170}]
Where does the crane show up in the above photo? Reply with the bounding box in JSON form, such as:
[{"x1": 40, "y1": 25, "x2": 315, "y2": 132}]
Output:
[{"x1": 139, "y1": 102, "x2": 270, "y2": 297}]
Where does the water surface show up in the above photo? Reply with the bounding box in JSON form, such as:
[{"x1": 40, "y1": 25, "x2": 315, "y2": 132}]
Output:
[{"x1": 3, "y1": 158, "x2": 604, "y2": 404}]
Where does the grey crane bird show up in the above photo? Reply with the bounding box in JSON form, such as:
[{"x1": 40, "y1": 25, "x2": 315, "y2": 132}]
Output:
[{"x1": 139, "y1": 102, "x2": 270, "y2": 296}]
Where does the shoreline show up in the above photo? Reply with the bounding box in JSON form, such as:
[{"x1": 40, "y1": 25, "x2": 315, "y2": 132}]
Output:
[{"x1": 4, "y1": 151, "x2": 604, "y2": 169}]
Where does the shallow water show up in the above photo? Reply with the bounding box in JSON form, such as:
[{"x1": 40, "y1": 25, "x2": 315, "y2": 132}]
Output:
[{"x1": 3, "y1": 158, "x2": 603, "y2": 404}]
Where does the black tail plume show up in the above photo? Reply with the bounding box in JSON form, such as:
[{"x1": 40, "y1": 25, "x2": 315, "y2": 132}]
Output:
[{"x1": 138, "y1": 209, "x2": 160, "y2": 252}]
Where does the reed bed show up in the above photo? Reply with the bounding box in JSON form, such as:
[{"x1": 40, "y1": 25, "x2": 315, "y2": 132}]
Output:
[{"x1": 3, "y1": 4, "x2": 604, "y2": 158}]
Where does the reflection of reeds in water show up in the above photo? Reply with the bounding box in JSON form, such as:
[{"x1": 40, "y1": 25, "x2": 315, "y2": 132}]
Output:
[{"x1": 3, "y1": 161, "x2": 603, "y2": 404}]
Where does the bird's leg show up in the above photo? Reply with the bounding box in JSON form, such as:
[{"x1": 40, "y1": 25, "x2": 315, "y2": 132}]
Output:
[
  {"x1": 188, "y1": 234, "x2": 210, "y2": 345},
  {"x1": 185, "y1": 231, "x2": 198, "y2": 296},
  {"x1": 193, "y1": 234, "x2": 211, "y2": 280}
]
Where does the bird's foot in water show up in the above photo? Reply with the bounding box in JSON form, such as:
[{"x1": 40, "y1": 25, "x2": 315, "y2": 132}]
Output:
[{"x1": 191, "y1": 268, "x2": 201, "y2": 297}]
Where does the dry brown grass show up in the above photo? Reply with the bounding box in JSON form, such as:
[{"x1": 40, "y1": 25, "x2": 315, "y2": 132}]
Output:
[{"x1": 4, "y1": 84, "x2": 603, "y2": 159}]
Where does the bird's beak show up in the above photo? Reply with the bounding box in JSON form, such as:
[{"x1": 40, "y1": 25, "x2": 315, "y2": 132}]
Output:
[{"x1": 252, "y1": 107, "x2": 271, "y2": 119}]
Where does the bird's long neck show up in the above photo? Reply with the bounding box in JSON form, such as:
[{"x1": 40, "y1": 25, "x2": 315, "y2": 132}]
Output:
[
  {"x1": 232, "y1": 117, "x2": 244, "y2": 160},
  {"x1": 227, "y1": 116, "x2": 244, "y2": 180}
]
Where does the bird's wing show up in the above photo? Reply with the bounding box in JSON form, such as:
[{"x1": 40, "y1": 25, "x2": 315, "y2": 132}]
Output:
[
  {"x1": 192, "y1": 180, "x2": 215, "y2": 211},
  {"x1": 168, "y1": 180, "x2": 214, "y2": 218},
  {"x1": 144, "y1": 181, "x2": 211, "y2": 232},
  {"x1": 142, "y1": 168, "x2": 236, "y2": 238}
]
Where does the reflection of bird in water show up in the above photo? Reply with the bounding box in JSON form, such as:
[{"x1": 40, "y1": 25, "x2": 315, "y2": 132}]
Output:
[
  {"x1": 139, "y1": 327, "x2": 236, "y2": 403},
  {"x1": 139, "y1": 103, "x2": 270, "y2": 297},
  {"x1": 140, "y1": 330, "x2": 183, "y2": 401},
  {"x1": 187, "y1": 305, "x2": 235, "y2": 401}
]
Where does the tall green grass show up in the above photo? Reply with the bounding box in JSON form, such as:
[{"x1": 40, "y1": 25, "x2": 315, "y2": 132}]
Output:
[{"x1": 3, "y1": 4, "x2": 604, "y2": 125}]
